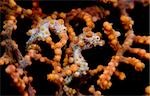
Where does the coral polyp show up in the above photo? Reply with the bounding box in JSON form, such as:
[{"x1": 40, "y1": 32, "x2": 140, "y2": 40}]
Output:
[{"x1": 0, "y1": 0, "x2": 149, "y2": 96}]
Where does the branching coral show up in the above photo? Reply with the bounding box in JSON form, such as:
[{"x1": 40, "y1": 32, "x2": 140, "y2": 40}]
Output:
[{"x1": 0, "y1": 0, "x2": 149, "y2": 96}]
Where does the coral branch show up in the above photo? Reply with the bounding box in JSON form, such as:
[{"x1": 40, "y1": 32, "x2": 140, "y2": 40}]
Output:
[{"x1": 0, "y1": 0, "x2": 149, "y2": 96}]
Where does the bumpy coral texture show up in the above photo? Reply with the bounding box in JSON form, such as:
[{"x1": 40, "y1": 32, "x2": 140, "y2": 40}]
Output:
[{"x1": 0, "y1": 0, "x2": 149, "y2": 96}]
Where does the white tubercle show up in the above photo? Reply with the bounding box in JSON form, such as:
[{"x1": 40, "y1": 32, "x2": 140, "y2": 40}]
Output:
[{"x1": 49, "y1": 20, "x2": 67, "y2": 34}]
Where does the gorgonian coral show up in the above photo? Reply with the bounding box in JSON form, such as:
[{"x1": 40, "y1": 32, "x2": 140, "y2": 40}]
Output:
[{"x1": 0, "y1": 0, "x2": 149, "y2": 96}]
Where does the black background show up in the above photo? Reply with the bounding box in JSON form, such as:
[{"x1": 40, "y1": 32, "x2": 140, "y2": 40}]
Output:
[{"x1": 0, "y1": 1, "x2": 149, "y2": 95}]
